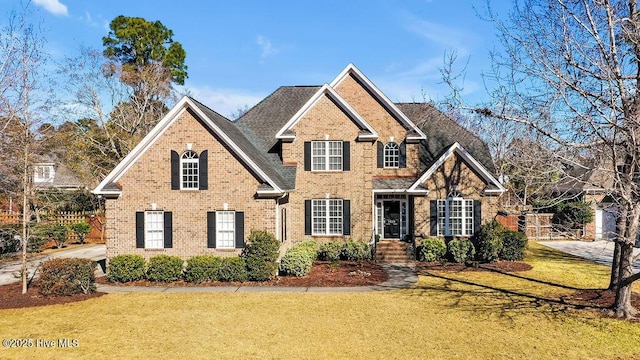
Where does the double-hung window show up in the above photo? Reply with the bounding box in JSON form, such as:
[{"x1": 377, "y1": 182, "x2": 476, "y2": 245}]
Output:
[
  {"x1": 312, "y1": 199, "x2": 343, "y2": 235},
  {"x1": 216, "y1": 211, "x2": 236, "y2": 248},
  {"x1": 384, "y1": 142, "x2": 400, "y2": 168},
  {"x1": 181, "y1": 150, "x2": 199, "y2": 190},
  {"x1": 437, "y1": 198, "x2": 474, "y2": 236},
  {"x1": 145, "y1": 211, "x2": 165, "y2": 249},
  {"x1": 312, "y1": 141, "x2": 343, "y2": 171}
]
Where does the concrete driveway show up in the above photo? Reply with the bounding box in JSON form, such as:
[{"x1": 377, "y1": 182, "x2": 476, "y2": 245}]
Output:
[
  {"x1": 0, "y1": 244, "x2": 106, "y2": 285},
  {"x1": 538, "y1": 240, "x2": 640, "y2": 273}
]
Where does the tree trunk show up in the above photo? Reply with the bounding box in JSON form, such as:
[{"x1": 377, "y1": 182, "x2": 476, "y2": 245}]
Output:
[
  {"x1": 614, "y1": 241, "x2": 638, "y2": 318},
  {"x1": 609, "y1": 240, "x2": 621, "y2": 290}
]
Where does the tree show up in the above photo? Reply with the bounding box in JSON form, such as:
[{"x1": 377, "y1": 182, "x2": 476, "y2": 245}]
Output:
[{"x1": 446, "y1": 0, "x2": 640, "y2": 318}]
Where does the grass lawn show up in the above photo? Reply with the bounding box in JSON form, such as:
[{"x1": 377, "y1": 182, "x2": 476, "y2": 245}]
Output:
[{"x1": 1, "y1": 242, "x2": 639, "y2": 360}]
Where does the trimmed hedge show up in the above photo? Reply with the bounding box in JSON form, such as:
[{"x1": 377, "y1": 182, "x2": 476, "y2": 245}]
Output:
[
  {"x1": 242, "y1": 230, "x2": 280, "y2": 281},
  {"x1": 447, "y1": 238, "x2": 475, "y2": 263},
  {"x1": 341, "y1": 240, "x2": 371, "y2": 261},
  {"x1": 184, "y1": 255, "x2": 222, "y2": 283},
  {"x1": 280, "y1": 241, "x2": 318, "y2": 277},
  {"x1": 107, "y1": 254, "x2": 146, "y2": 283},
  {"x1": 218, "y1": 257, "x2": 248, "y2": 282},
  {"x1": 499, "y1": 229, "x2": 528, "y2": 261},
  {"x1": 146, "y1": 255, "x2": 184, "y2": 282},
  {"x1": 474, "y1": 221, "x2": 504, "y2": 263},
  {"x1": 39, "y1": 258, "x2": 96, "y2": 295},
  {"x1": 318, "y1": 241, "x2": 342, "y2": 262},
  {"x1": 418, "y1": 238, "x2": 446, "y2": 262}
]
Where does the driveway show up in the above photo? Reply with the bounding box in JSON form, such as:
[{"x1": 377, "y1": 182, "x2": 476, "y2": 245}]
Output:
[
  {"x1": 538, "y1": 240, "x2": 640, "y2": 273},
  {"x1": 0, "y1": 244, "x2": 106, "y2": 285}
]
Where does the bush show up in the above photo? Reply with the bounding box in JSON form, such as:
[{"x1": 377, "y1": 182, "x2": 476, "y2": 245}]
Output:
[
  {"x1": 318, "y1": 241, "x2": 342, "y2": 262},
  {"x1": 296, "y1": 240, "x2": 319, "y2": 260},
  {"x1": 39, "y1": 258, "x2": 96, "y2": 295},
  {"x1": 70, "y1": 222, "x2": 91, "y2": 244},
  {"x1": 499, "y1": 229, "x2": 528, "y2": 261},
  {"x1": 0, "y1": 225, "x2": 21, "y2": 255},
  {"x1": 341, "y1": 240, "x2": 371, "y2": 261},
  {"x1": 474, "y1": 221, "x2": 504, "y2": 263},
  {"x1": 418, "y1": 238, "x2": 447, "y2": 262},
  {"x1": 241, "y1": 229, "x2": 280, "y2": 281},
  {"x1": 184, "y1": 255, "x2": 222, "y2": 283},
  {"x1": 447, "y1": 238, "x2": 476, "y2": 263},
  {"x1": 146, "y1": 255, "x2": 184, "y2": 282},
  {"x1": 107, "y1": 254, "x2": 146, "y2": 283},
  {"x1": 32, "y1": 224, "x2": 68, "y2": 249},
  {"x1": 280, "y1": 241, "x2": 318, "y2": 277},
  {"x1": 218, "y1": 257, "x2": 248, "y2": 282}
]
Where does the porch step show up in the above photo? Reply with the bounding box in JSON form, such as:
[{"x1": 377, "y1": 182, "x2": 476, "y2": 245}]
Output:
[{"x1": 376, "y1": 240, "x2": 414, "y2": 263}]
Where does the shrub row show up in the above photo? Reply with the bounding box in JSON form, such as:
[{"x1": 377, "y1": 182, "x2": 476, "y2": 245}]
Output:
[
  {"x1": 317, "y1": 240, "x2": 371, "y2": 262},
  {"x1": 39, "y1": 258, "x2": 96, "y2": 296},
  {"x1": 279, "y1": 240, "x2": 318, "y2": 277},
  {"x1": 417, "y1": 222, "x2": 526, "y2": 264}
]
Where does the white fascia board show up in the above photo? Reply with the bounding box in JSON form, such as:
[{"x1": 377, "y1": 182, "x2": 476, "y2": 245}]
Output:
[
  {"x1": 94, "y1": 96, "x2": 283, "y2": 195},
  {"x1": 330, "y1": 63, "x2": 427, "y2": 140},
  {"x1": 372, "y1": 189, "x2": 429, "y2": 195},
  {"x1": 409, "y1": 142, "x2": 506, "y2": 193},
  {"x1": 275, "y1": 84, "x2": 378, "y2": 140}
]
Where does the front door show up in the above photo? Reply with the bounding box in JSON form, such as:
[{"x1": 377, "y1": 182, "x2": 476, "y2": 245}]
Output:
[{"x1": 383, "y1": 201, "x2": 400, "y2": 238}]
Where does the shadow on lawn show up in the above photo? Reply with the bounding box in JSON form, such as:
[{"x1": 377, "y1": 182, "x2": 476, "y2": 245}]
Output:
[{"x1": 407, "y1": 270, "x2": 611, "y2": 323}]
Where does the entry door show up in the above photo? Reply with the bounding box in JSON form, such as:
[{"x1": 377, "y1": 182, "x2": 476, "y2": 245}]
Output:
[{"x1": 383, "y1": 201, "x2": 401, "y2": 238}]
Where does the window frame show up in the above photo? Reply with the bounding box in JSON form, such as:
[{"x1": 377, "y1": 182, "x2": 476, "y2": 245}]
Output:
[
  {"x1": 180, "y1": 150, "x2": 199, "y2": 190},
  {"x1": 144, "y1": 211, "x2": 165, "y2": 249},
  {"x1": 436, "y1": 198, "x2": 474, "y2": 237},
  {"x1": 311, "y1": 141, "x2": 343, "y2": 171},
  {"x1": 383, "y1": 142, "x2": 400, "y2": 168},
  {"x1": 216, "y1": 211, "x2": 236, "y2": 249},
  {"x1": 311, "y1": 199, "x2": 343, "y2": 235}
]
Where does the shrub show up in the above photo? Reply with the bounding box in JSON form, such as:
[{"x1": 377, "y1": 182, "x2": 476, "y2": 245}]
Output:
[
  {"x1": 418, "y1": 238, "x2": 447, "y2": 262},
  {"x1": 32, "y1": 224, "x2": 68, "y2": 249},
  {"x1": 241, "y1": 229, "x2": 280, "y2": 281},
  {"x1": 296, "y1": 240, "x2": 319, "y2": 260},
  {"x1": 0, "y1": 225, "x2": 21, "y2": 255},
  {"x1": 27, "y1": 225, "x2": 48, "y2": 253},
  {"x1": 39, "y1": 258, "x2": 96, "y2": 295},
  {"x1": 280, "y1": 241, "x2": 318, "y2": 277},
  {"x1": 447, "y1": 238, "x2": 476, "y2": 263},
  {"x1": 499, "y1": 229, "x2": 528, "y2": 261},
  {"x1": 107, "y1": 254, "x2": 146, "y2": 283},
  {"x1": 218, "y1": 257, "x2": 248, "y2": 282},
  {"x1": 341, "y1": 240, "x2": 371, "y2": 261},
  {"x1": 70, "y1": 222, "x2": 91, "y2": 244},
  {"x1": 184, "y1": 255, "x2": 222, "y2": 283},
  {"x1": 146, "y1": 255, "x2": 184, "y2": 282},
  {"x1": 474, "y1": 220, "x2": 504, "y2": 263},
  {"x1": 318, "y1": 241, "x2": 342, "y2": 262}
]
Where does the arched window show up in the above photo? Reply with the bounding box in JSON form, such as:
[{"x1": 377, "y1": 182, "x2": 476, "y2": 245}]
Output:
[
  {"x1": 384, "y1": 142, "x2": 399, "y2": 168},
  {"x1": 181, "y1": 150, "x2": 199, "y2": 189}
]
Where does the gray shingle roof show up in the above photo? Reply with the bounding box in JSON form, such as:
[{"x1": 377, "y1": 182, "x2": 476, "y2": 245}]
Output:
[{"x1": 396, "y1": 103, "x2": 495, "y2": 174}]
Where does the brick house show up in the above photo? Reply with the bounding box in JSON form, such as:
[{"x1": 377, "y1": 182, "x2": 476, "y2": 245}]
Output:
[{"x1": 93, "y1": 64, "x2": 505, "y2": 260}]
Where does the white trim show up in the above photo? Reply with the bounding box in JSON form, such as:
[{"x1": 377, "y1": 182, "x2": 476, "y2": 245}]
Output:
[
  {"x1": 330, "y1": 63, "x2": 427, "y2": 140},
  {"x1": 94, "y1": 96, "x2": 283, "y2": 196},
  {"x1": 409, "y1": 142, "x2": 506, "y2": 193},
  {"x1": 275, "y1": 84, "x2": 379, "y2": 140},
  {"x1": 372, "y1": 189, "x2": 429, "y2": 194},
  {"x1": 216, "y1": 210, "x2": 236, "y2": 249}
]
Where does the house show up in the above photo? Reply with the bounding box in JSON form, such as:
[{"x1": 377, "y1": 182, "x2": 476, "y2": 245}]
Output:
[
  {"x1": 93, "y1": 64, "x2": 506, "y2": 261},
  {"x1": 32, "y1": 155, "x2": 85, "y2": 191}
]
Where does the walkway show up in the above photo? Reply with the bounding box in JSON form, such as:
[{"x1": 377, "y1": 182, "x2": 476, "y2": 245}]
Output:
[
  {"x1": 538, "y1": 240, "x2": 640, "y2": 273},
  {"x1": 96, "y1": 263, "x2": 418, "y2": 294}
]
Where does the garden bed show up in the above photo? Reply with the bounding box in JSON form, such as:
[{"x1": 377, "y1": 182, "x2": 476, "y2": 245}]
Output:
[{"x1": 0, "y1": 281, "x2": 105, "y2": 310}]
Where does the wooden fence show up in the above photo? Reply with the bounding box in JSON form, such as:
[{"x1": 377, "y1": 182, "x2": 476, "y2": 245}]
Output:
[{"x1": 0, "y1": 210, "x2": 105, "y2": 243}]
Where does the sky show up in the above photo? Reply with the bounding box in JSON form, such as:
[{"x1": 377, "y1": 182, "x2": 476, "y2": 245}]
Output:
[{"x1": 1, "y1": 0, "x2": 512, "y2": 118}]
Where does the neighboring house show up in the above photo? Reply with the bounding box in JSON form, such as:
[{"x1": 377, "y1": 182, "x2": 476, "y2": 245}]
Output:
[
  {"x1": 93, "y1": 64, "x2": 506, "y2": 261},
  {"x1": 32, "y1": 156, "x2": 85, "y2": 190}
]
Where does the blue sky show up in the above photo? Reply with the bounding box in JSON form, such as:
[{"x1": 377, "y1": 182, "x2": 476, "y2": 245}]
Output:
[{"x1": 2, "y1": 0, "x2": 511, "y2": 118}]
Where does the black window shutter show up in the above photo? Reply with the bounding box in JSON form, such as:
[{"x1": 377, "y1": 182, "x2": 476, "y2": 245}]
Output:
[
  {"x1": 164, "y1": 212, "x2": 173, "y2": 248},
  {"x1": 304, "y1": 142, "x2": 311, "y2": 171},
  {"x1": 207, "y1": 211, "x2": 216, "y2": 248},
  {"x1": 304, "y1": 200, "x2": 312, "y2": 235},
  {"x1": 235, "y1": 212, "x2": 245, "y2": 248},
  {"x1": 343, "y1": 200, "x2": 351, "y2": 235},
  {"x1": 342, "y1": 141, "x2": 350, "y2": 171},
  {"x1": 473, "y1": 200, "x2": 482, "y2": 234},
  {"x1": 429, "y1": 200, "x2": 438, "y2": 236},
  {"x1": 377, "y1": 141, "x2": 384, "y2": 168},
  {"x1": 171, "y1": 150, "x2": 180, "y2": 190},
  {"x1": 199, "y1": 150, "x2": 208, "y2": 190},
  {"x1": 136, "y1": 212, "x2": 145, "y2": 248},
  {"x1": 408, "y1": 196, "x2": 415, "y2": 238},
  {"x1": 399, "y1": 141, "x2": 407, "y2": 168}
]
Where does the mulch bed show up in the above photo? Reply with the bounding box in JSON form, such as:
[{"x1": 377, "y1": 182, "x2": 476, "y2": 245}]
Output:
[{"x1": 0, "y1": 281, "x2": 105, "y2": 310}]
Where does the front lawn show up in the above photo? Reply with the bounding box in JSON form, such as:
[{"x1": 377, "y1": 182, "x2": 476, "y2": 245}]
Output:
[{"x1": 1, "y1": 241, "x2": 638, "y2": 359}]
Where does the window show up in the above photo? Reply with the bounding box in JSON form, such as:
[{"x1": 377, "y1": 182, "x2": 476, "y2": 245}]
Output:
[
  {"x1": 312, "y1": 199, "x2": 343, "y2": 235},
  {"x1": 181, "y1": 150, "x2": 199, "y2": 190},
  {"x1": 145, "y1": 211, "x2": 164, "y2": 249},
  {"x1": 312, "y1": 141, "x2": 342, "y2": 171},
  {"x1": 216, "y1": 211, "x2": 235, "y2": 248},
  {"x1": 384, "y1": 142, "x2": 399, "y2": 168},
  {"x1": 437, "y1": 198, "x2": 474, "y2": 236},
  {"x1": 34, "y1": 165, "x2": 54, "y2": 183}
]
